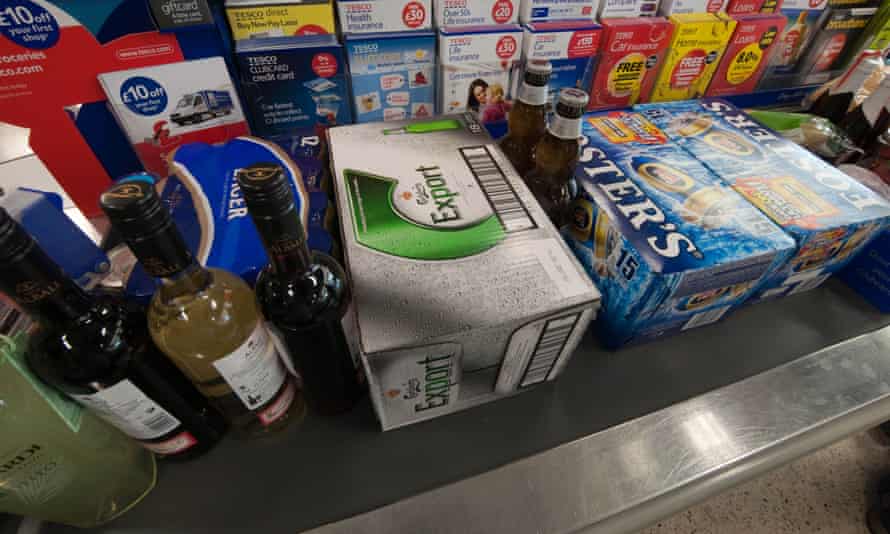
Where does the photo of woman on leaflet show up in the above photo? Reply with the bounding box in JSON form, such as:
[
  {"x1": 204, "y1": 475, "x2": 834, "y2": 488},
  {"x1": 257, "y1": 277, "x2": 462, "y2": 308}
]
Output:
[{"x1": 467, "y1": 79, "x2": 489, "y2": 112}]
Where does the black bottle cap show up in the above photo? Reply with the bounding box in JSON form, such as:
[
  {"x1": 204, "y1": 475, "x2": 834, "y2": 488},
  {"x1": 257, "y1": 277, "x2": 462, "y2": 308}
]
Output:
[
  {"x1": 237, "y1": 163, "x2": 295, "y2": 219},
  {"x1": 100, "y1": 175, "x2": 193, "y2": 278},
  {"x1": 524, "y1": 60, "x2": 552, "y2": 87},
  {"x1": 99, "y1": 176, "x2": 170, "y2": 240},
  {"x1": 556, "y1": 88, "x2": 589, "y2": 119},
  {"x1": 0, "y1": 207, "x2": 35, "y2": 264}
]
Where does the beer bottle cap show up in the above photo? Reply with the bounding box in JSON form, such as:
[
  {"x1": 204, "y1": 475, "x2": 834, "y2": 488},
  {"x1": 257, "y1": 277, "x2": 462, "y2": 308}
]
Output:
[
  {"x1": 524, "y1": 60, "x2": 552, "y2": 87},
  {"x1": 237, "y1": 163, "x2": 295, "y2": 219},
  {"x1": 556, "y1": 88, "x2": 589, "y2": 119},
  {"x1": 100, "y1": 175, "x2": 172, "y2": 240},
  {"x1": 0, "y1": 207, "x2": 34, "y2": 264}
]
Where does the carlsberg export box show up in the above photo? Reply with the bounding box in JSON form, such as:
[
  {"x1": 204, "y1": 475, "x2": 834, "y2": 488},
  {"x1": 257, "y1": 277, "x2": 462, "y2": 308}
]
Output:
[
  {"x1": 636, "y1": 99, "x2": 890, "y2": 301},
  {"x1": 328, "y1": 114, "x2": 600, "y2": 430},
  {"x1": 566, "y1": 110, "x2": 795, "y2": 347}
]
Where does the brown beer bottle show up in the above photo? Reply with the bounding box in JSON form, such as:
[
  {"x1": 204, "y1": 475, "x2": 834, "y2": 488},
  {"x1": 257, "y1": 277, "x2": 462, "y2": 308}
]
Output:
[
  {"x1": 523, "y1": 87, "x2": 588, "y2": 227},
  {"x1": 500, "y1": 60, "x2": 552, "y2": 175}
]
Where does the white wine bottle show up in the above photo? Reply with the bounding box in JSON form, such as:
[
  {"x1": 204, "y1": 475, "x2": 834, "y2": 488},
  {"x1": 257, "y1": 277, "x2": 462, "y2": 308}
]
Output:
[{"x1": 100, "y1": 176, "x2": 304, "y2": 437}]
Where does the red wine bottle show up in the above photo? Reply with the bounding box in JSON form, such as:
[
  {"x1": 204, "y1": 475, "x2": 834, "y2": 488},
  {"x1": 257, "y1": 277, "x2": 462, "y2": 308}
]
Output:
[
  {"x1": 238, "y1": 163, "x2": 364, "y2": 415},
  {"x1": 0, "y1": 207, "x2": 227, "y2": 459}
]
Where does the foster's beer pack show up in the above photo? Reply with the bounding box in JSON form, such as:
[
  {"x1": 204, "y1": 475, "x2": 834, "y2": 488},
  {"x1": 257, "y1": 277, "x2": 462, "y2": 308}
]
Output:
[
  {"x1": 637, "y1": 99, "x2": 890, "y2": 301},
  {"x1": 567, "y1": 110, "x2": 795, "y2": 347}
]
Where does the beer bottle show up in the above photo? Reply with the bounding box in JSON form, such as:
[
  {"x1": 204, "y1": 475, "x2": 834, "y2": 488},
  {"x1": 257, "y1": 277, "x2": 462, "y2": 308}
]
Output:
[
  {"x1": 809, "y1": 50, "x2": 881, "y2": 126},
  {"x1": 839, "y1": 74, "x2": 890, "y2": 154},
  {"x1": 523, "y1": 87, "x2": 588, "y2": 227},
  {"x1": 500, "y1": 60, "x2": 552, "y2": 175}
]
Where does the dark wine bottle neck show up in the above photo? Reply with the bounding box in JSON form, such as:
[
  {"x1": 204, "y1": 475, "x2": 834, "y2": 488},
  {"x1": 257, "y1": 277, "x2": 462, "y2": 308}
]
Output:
[
  {"x1": 252, "y1": 204, "x2": 312, "y2": 277},
  {"x1": 0, "y1": 241, "x2": 93, "y2": 324},
  {"x1": 124, "y1": 215, "x2": 202, "y2": 280}
]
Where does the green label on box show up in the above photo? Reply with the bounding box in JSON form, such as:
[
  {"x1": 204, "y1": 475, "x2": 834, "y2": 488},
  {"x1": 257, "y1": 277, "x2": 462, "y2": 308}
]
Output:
[{"x1": 345, "y1": 169, "x2": 505, "y2": 260}]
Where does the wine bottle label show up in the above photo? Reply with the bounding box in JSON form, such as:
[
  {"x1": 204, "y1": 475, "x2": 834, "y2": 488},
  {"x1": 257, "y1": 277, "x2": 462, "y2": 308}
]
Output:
[
  {"x1": 142, "y1": 431, "x2": 198, "y2": 456},
  {"x1": 212, "y1": 322, "x2": 289, "y2": 412},
  {"x1": 71, "y1": 379, "x2": 181, "y2": 440},
  {"x1": 266, "y1": 323, "x2": 299, "y2": 377},
  {"x1": 257, "y1": 379, "x2": 297, "y2": 426}
]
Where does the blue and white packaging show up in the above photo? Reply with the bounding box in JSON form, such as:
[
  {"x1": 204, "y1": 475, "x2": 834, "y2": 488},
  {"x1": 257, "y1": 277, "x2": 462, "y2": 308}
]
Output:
[
  {"x1": 434, "y1": 0, "x2": 520, "y2": 27},
  {"x1": 636, "y1": 99, "x2": 890, "y2": 301},
  {"x1": 235, "y1": 35, "x2": 352, "y2": 137},
  {"x1": 345, "y1": 31, "x2": 437, "y2": 122},
  {"x1": 519, "y1": 0, "x2": 598, "y2": 22},
  {"x1": 515, "y1": 22, "x2": 602, "y2": 103},
  {"x1": 840, "y1": 231, "x2": 890, "y2": 312},
  {"x1": 338, "y1": 0, "x2": 432, "y2": 33},
  {"x1": 566, "y1": 110, "x2": 796, "y2": 347},
  {"x1": 438, "y1": 25, "x2": 523, "y2": 121},
  {"x1": 123, "y1": 137, "x2": 326, "y2": 302}
]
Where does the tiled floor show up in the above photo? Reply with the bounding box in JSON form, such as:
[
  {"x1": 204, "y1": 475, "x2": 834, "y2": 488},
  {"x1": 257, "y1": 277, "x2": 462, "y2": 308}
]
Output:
[{"x1": 639, "y1": 431, "x2": 890, "y2": 534}]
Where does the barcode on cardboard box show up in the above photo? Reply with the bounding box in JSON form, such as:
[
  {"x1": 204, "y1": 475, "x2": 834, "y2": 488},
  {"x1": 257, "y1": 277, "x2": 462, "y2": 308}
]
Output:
[
  {"x1": 460, "y1": 146, "x2": 536, "y2": 234},
  {"x1": 520, "y1": 313, "x2": 580, "y2": 387}
]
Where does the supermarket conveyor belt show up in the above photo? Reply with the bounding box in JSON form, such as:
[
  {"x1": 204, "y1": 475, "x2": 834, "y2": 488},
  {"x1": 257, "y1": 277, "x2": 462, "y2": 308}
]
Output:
[{"x1": 47, "y1": 279, "x2": 890, "y2": 534}]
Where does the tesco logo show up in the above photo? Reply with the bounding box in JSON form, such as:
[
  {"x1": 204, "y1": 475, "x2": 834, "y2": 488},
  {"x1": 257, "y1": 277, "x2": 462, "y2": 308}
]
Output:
[{"x1": 345, "y1": 3, "x2": 372, "y2": 11}]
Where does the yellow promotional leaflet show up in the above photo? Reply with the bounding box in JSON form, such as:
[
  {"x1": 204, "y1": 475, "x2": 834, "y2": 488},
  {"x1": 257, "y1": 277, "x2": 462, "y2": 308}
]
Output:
[{"x1": 650, "y1": 13, "x2": 736, "y2": 102}]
